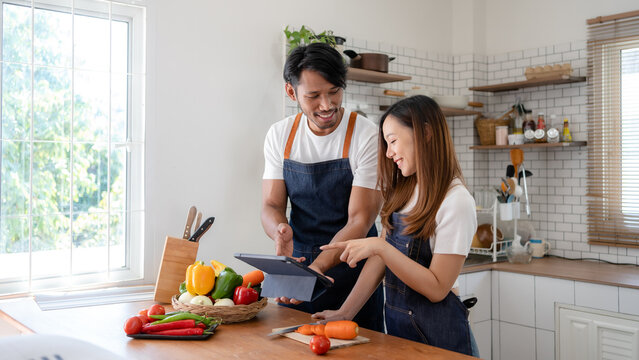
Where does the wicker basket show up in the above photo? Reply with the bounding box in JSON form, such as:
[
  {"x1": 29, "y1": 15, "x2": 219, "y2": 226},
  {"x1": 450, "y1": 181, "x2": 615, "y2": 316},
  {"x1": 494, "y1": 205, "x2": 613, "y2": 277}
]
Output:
[
  {"x1": 171, "y1": 295, "x2": 268, "y2": 323},
  {"x1": 475, "y1": 116, "x2": 511, "y2": 145}
]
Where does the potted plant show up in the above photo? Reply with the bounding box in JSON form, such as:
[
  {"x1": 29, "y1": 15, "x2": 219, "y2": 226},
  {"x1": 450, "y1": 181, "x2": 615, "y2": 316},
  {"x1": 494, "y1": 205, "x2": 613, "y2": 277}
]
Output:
[{"x1": 283, "y1": 25, "x2": 345, "y2": 54}]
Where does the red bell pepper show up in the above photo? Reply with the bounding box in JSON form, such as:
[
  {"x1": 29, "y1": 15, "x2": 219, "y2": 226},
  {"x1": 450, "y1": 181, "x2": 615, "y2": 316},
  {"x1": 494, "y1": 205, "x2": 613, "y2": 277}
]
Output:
[{"x1": 233, "y1": 282, "x2": 259, "y2": 305}]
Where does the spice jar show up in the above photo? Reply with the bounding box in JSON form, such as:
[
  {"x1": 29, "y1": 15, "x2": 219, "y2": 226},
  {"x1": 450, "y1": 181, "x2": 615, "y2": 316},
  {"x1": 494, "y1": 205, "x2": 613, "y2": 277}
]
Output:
[
  {"x1": 495, "y1": 126, "x2": 508, "y2": 146},
  {"x1": 547, "y1": 114, "x2": 560, "y2": 143},
  {"x1": 534, "y1": 113, "x2": 546, "y2": 143}
]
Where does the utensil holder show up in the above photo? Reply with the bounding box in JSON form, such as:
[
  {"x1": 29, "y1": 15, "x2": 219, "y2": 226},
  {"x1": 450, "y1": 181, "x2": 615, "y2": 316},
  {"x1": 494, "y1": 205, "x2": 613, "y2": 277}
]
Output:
[
  {"x1": 153, "y1": 236, "x2": 199, "y2": 303},
  {"x1": 499, "y1": 202, "x2": 521, "y2": 221}
]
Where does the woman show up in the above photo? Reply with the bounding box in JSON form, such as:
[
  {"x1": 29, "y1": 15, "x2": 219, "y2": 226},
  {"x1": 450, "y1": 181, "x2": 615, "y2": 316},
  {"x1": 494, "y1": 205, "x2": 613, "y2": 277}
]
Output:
[{"x1": 312, "y1": 95, "x2": 479, "y2": 357}]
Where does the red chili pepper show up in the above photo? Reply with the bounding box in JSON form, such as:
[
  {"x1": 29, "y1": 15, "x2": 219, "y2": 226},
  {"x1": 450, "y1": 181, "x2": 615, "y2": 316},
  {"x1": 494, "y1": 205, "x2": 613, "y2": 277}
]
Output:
[
  {"x1": 233, "y1": 282, "x2": 259, "y2": 305},
  {"x1": 142, "y1": 319, "x2": 197, "y2": 333},
  {"x1": 147, "y1": 328, "x2": 204, "y2": 336}
]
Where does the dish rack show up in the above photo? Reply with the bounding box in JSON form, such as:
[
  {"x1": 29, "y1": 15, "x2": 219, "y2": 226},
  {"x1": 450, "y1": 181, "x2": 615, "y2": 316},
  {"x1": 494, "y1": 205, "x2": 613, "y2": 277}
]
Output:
[{"x1": 469, "y1": 199, "x2": 512, "y2": 262}]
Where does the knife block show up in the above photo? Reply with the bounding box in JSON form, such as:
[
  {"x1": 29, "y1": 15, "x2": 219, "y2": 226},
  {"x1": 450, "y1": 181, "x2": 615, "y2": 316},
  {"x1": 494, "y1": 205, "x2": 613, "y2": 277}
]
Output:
[{"x1": 153, "y1": 236, "x2": 199, "y2": 303}]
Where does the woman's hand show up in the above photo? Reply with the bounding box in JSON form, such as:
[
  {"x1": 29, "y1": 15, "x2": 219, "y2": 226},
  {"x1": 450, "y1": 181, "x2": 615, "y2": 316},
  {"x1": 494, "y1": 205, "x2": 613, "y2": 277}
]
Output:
[
  {"x1": 311, "y1": 309, "x2": 351, "y2": 322},
  {"x1": 321, "y1": 237, "x2": 387, "y2": 268}
]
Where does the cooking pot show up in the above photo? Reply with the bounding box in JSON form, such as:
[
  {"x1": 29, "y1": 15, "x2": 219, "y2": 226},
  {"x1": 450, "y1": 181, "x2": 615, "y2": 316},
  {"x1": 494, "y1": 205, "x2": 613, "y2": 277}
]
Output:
[{"x1": 343, "y1": 50, "x2": 395, "y2": 73}]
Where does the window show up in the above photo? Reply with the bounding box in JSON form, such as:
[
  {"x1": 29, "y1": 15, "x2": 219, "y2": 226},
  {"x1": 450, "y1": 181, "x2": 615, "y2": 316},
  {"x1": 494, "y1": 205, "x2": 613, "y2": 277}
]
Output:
[
  {"x1": 587, "y1": 12, "x2": 639, "y2": 247},
  {"x1": 0, "y1": 0, "x2": 145, "y2": 295}
]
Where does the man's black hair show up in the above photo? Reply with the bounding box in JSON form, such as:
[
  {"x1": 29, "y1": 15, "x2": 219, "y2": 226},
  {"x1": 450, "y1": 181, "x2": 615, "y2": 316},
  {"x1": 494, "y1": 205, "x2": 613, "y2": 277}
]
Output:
[{"x1": 283, "y1": 42, "x2": 347, "y2": 89}]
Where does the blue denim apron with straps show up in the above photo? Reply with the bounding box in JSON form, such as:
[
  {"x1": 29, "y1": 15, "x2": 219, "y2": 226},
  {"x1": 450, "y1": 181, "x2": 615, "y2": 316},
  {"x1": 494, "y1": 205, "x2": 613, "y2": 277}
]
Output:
[
  {"x1": 384, "y1": 212, "x2": 473, "y2": 355},
  {"x1": 281, "y1": 112, "x2": 384, "y2": 332}
]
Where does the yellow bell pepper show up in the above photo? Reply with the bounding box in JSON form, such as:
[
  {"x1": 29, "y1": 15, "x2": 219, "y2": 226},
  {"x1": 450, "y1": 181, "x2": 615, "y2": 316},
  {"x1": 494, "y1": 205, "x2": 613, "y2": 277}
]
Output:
[
  {"x1": 192, "y1": 264, "x2": 215, "y2": 295},
  {"x1": 185, "y1": 260, "x2": 204, "y2": 295},
  {"x1": 210, "y1": 259, "x2": 227, "y2": 277}
]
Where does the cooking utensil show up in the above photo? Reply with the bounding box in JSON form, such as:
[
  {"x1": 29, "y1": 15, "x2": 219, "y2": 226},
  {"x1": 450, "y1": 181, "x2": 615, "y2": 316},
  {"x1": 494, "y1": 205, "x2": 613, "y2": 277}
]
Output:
[
  {"x1": 506, "y1": 165, "x2": 515, "y2": 178},
  {"x1": 183, "y1": 206, "x2": 197, "y2": 240},
  {"x1": 194, "y1": 211, "x2": 202, "y2": 230},
  {"x1": 510, "y1": 149, "x2": 523, "y2": 176},
  {"x1": 189, "y1": 217, "x2": 215, "y2": 242},
  {"x1": 268, "y1": 322, "x2": 320, "y2": 337},
  {"x1": 520, "y1": 163, "x2": 531, "y2": 216},
  {"x1": 432, "y1": 95, "x2": 469, "y2": 109},
  {"x1": 518, "y1": 169, "x2": 533, "y2": 184},
  {"x1": 343, "y1": 50, "x2": 395, "y2": 73}
]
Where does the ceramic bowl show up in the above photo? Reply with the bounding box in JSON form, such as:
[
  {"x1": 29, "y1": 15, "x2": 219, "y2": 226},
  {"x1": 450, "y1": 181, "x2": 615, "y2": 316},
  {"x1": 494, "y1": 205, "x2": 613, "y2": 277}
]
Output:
[{"x1": 432, "y1": 95, "x2": 469, "y2": 109}]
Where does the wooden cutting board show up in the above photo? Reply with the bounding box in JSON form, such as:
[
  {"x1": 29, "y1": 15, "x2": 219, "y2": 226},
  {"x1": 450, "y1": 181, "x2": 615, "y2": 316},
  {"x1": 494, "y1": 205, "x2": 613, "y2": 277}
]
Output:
[{"x1": 271, "y1": 326, "x2": 369, "y2": 349}]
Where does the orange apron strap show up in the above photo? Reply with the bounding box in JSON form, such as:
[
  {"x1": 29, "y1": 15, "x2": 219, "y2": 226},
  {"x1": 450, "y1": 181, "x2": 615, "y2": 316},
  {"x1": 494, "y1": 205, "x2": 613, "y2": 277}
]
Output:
[
  {"x1": 342, "y1": 111, "x2": 358, "y2": 158},
  {"x1": 284, "y1": 113, "x2": 303, "y2": 160}
]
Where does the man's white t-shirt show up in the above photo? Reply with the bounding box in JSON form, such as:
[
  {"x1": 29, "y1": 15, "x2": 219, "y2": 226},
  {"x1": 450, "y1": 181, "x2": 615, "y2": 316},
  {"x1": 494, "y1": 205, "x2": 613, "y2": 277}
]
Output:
[
  {"x1": 263, "y1": 110, "x2": 379, "y2": 189},
  {"x1": 400, "y1": 178, "x2": 477, "y2": 288}
]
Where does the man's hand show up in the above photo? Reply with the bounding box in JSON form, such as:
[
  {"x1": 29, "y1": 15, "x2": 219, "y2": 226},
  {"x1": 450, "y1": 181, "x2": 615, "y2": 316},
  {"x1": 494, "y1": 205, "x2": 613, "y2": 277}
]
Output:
[
  {"x1": 274, "y1": 223, "x2": 294, "y2": 257},
  {"x1": 274, "y1": 262, "x2": 333, "y2": 305}
]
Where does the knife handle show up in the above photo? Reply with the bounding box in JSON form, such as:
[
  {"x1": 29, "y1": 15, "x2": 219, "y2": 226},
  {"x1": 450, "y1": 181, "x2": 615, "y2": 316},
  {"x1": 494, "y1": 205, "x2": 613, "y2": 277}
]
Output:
[
  {"x1": 189, "y1": 217, "x2": 215, "y2": 242},
  {"x1": 183, "y1": 206, "x2": 197, "y2": 239}
]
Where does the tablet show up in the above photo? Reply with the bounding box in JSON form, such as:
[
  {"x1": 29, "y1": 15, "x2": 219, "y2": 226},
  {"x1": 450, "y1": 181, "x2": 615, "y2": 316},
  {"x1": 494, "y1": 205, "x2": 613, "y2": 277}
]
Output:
[{"x1": 234, "y1": 253, "x2": 333, "y2": 302}]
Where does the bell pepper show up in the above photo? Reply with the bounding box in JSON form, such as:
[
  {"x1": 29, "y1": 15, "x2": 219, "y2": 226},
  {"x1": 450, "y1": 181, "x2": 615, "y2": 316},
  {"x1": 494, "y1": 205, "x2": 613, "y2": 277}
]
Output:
[
  {"x1": 210, "y1": 260, "x2": 227, "y2": 277},
  {"x1": 192, "y1": 264, "x2": 215, "y2": 295},
  {"x1": 185, "y1": 261, "x2": 204, "y2": 295},
  {"x1": 210, "y1": 266, "x2": 243, "y2": 299},
  {"x1": 233, "y1": 282, "x2": 259, "y2": 305}
]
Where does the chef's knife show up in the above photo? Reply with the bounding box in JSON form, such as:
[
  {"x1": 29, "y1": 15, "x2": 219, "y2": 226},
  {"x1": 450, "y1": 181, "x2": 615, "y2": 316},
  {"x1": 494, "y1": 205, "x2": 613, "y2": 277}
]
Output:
[
  {"x1": 188, "y1": 216, "x2": 215, "y2": 242},
  {"x1": 268, "y1": 322, "x2": 320, "y2": 337},
  {"x1": 194, "y1": 211, "x2": 202, "y2": 230},
  {"x1": 182, "y1": 206, "x2": 197, "y2": 240}
]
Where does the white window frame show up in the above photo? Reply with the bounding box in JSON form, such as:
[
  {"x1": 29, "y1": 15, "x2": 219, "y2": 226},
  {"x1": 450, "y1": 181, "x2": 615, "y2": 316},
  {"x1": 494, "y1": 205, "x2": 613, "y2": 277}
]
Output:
[{"x1": 0, "y1": 0, "x2": 146, "y2": 295}]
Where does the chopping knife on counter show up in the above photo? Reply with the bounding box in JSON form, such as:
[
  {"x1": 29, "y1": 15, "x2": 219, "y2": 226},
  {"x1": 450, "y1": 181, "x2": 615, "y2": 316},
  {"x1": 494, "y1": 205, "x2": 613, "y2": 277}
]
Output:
[{"x1": 182, "y1": 205, "x2": 215, "y2": 242}]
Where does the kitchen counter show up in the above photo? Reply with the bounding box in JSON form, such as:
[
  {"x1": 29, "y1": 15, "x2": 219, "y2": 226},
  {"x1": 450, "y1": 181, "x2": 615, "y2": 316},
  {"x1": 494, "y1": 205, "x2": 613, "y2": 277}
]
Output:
[
  {"x1": 461, "y1": 256, "x2": 639, "y2": 289},
  {"x1": 0, "y1": 298, "x2": 476, "y2": 359}
]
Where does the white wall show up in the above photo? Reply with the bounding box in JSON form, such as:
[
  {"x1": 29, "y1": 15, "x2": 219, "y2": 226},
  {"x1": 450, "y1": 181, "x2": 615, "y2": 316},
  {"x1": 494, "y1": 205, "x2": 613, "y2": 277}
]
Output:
[
  {"x1": 482, "y1": 0, "x2": 639, "y2": 54},
  {"x1": 144, "y1": 0, "x2": 453, "y2": 277}
]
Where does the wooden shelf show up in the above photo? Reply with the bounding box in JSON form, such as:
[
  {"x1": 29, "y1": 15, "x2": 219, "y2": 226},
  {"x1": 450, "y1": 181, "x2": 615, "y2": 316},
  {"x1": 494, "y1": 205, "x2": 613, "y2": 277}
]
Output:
[
  {"x1": 346, "y1": 68, "x2": 412, "y2": 83},
  {"x1": 469, "y1": 76, "x2": 587, "y2": 93},
  {"x1": 379, "y1": 105, "x2": 481, "y2": 117},
  {"x1": 469, "y1": 141, "x2": 586, "y2": 150}
]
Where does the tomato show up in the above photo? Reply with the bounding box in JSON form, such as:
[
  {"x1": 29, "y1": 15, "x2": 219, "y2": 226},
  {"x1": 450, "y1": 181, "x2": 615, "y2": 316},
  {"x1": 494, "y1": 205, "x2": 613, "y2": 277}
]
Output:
[
  {"x1": 137, "y1": 309, "x2": 151, "y2": 323},
  {"x1": 124, "y1": 316, "x2": 143, "y2": 335},
  {"x1": 136, "y1": 315, "x2": 149, "y2": 325},
  {"x1": 147, "y1": 304, "x2": 165, "y2": 317},
  {"x1": 309, "y1": 335, "x2": 330, "y2": 355}
]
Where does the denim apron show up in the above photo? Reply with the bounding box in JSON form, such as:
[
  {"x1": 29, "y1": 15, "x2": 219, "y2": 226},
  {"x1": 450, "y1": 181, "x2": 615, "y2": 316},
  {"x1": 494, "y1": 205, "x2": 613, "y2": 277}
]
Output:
[
  {"x1": 384, "y1": 212, "x2": 473, "y2": 355},
  {"x1": 281, "y1": 111, "x2": 384, "y2": 332}
]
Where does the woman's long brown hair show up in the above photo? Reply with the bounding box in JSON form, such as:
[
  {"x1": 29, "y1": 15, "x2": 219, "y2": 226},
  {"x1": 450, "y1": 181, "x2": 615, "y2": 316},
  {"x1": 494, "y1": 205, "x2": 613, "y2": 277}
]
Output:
[{"x1": 378, "y1": 95, "x2": 465, "y2": 239}]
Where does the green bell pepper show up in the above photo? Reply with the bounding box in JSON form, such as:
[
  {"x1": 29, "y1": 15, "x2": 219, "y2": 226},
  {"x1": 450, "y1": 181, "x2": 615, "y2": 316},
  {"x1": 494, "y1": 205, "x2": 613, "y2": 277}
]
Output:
[
  {"x1": 179, "y1": 281, "x2": 188, "y2": 294},
  {"x1": 210, "y1": 266, "x2": 243, "y2": 299}
]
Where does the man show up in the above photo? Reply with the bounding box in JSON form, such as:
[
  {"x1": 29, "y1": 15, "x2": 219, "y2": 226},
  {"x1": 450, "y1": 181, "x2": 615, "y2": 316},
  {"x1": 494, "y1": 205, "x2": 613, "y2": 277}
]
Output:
[{"x1": 261, "y1": 43, "x2": 383, "y2": 332}]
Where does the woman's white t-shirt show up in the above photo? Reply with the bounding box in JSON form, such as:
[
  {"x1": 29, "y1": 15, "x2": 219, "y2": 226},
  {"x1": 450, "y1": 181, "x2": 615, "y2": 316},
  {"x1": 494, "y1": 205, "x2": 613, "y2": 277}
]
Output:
[
  {"x1": 399, "y1": 178, "x2": 477, "y2": 288},
  {"x1": 263, "y1": 110, "x2": 379, "y2": 190}
]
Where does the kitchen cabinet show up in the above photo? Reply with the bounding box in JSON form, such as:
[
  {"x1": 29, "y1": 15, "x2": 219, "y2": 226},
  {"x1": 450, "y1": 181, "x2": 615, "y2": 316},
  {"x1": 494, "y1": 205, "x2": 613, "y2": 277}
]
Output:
[{"x1": 469, "y1": 76, "x2": 586, "y2": 93}]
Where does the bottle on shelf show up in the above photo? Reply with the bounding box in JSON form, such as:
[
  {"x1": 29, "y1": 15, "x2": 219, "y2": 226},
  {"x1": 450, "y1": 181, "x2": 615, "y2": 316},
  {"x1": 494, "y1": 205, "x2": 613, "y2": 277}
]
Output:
[
  {"x1": 561, "y1": 117, "x2": 573, "y2": 142},
  {"x1": 522, "y1": 110, "x2": 536, "y2": 144},
  {"x1": 546, "y1": 114, "x2": 560, "y2": 143},
  {"x1": 511, "y1": 111, "x2": 523, "y2": 135},
  {"x1": 534, "y1": 112, "x2": 547, "y2": 143}
]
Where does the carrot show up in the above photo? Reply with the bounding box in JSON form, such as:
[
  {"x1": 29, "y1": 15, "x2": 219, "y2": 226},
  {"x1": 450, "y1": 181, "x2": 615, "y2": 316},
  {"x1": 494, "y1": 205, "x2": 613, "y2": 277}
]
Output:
[
  {"x1": 312, "y1": 324, "x2": 325, "y2": 336},
  {"x1": 242, "y1": 270, "x2": 264, "y2": 287},
  {"x1": 324, "y1": 320, "x2": 358, "y2": 340},
  {"x1": 295, "y1": 324, "x2": 314, "y2": 335}
]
